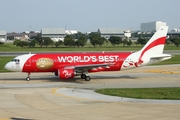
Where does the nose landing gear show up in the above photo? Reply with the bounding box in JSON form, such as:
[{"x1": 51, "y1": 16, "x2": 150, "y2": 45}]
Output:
[{"x1": 26, "y1": 72, "x2": 30, "y2": 81}]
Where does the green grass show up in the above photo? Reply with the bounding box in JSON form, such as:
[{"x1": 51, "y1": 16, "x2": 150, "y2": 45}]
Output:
[
  {"x1": 95, "y1": 88, "x2": 180, "y2": 100},
  {"x1": 0, "y1": 42, "x2": 180, "y2": 52},
  {"x1": 0, "y1": 56, "x2": 14, "y2": 72},
  {"x1": 0, "y1": 43, "x2": 142, "y2": 52}
]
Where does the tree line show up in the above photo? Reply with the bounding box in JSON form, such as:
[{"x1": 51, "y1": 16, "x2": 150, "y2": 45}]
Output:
[
  {"x1": 11, "y1": 32, "x2": 180, "y2": 48},
  {"x1": 166, "y1": 37, "x2": 180, "y2": 47},
  {"x1": 12, "y1": 32, "x2": 133, "y2": 48}
]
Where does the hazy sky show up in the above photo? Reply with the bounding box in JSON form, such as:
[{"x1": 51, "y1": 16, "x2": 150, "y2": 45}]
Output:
[{"x1": 0, "y1": 0, "x2": 179, "y2": 32}]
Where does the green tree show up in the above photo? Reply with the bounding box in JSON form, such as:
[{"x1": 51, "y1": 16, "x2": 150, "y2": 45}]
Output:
[
  {"x1": 166, "y1": 39, "x2": 171, "y2": 46},
  {"x1": 137, "y1": 37, "x2": 147, "y2": 45},
  {"x1": 122, "y1": 38, "x2": 128, "y2": 47},
  {"x1": 13, "y1": 40, "x2": 29, "y2": 48},
  {"x1": 54, "y1": 40, "x2": 64, "y2": 48},
  {"x1": 58, "y1": 40, "x2": 64, "y2": 47},
  {"x1": 108, "y1": 36, "x2": 122, "y2": 46},
  {"x1": 89, "y1": 32, "x2": 101, "y2": 47},
  {"x1": 174, "y1": 37, "x2": 180, "y2": 47},
  {"x1": 55, "y1": 42, "x2": 59, "y2": 48},
  {"x1": 50, "y1": 40, "x2": 54, "y2": 47},
  {"x1": 127, "y1": 39, "x2": 132, "y2": 46},
  {"x1": 76, "y1": 34, "x2": 87, "y2": 47},
  {"x1": 75, "y1": 40, "x2": 80, "y2": 47},
  {"x1": 64, "y1": 35, "x2": 75, "y2": 47},
  {"x1": 29, "y1": 39, "x2": 36, "y2": 47},
  {"x1": 105, "y1": 39, "x2": 109, "y2": 46},
  {"x1": 32, "y1": 33, "x2": 43, "y2": 48},
  {"x1": 134, "y1": 41, "x2": 139, "y2": 46},
  {"x1": 98, "y1": 37, "x2": 106, "y2": 47},
  {"x1": 22, "y1": 41, "x2": 29, "y2": 47},
  {"x1": 13, "y1": 40, "x2": 22, "y2": 47},
  {"x1": 43, "y1": 37, "x2": 53, "y2": 48}
]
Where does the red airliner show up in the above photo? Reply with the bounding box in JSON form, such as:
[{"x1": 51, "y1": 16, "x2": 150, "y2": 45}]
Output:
[{"x1": 5, "y1": 26, "x2": 171, "y2": 81}]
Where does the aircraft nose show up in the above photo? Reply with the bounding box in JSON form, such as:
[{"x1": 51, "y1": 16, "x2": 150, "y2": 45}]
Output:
[
  {"x1": 4, "y1": 62, "x2": 22, "y2": 72},
  {"x1": 4, "y1": 62, "x2": 12, "y2": 71}
]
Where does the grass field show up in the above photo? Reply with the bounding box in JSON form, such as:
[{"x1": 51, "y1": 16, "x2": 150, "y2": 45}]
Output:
[
  {"x1": 0, "y1": 42, "x2": 180, "y2": 52},
  {"x1": 0, "y1": 56, "x2": 14, "y2": 72},
  {"x1": 95, "y1": 88, "x2": 180, "y2": 100}
]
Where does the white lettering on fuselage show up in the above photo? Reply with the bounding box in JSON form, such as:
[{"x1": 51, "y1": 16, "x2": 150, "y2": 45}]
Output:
[{"x1": 57, "y1": 55, "x2": 119, "y2": 63}]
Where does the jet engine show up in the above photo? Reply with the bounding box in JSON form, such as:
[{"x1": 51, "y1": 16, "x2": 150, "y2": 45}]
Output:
[{"x1": 56, "y1": 68, "x2": 75, "y2": 79}]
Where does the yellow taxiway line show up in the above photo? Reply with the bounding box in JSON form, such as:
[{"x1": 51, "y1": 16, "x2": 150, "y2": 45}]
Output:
[{"x1": 145, "y1": 70, "x2": 180, "y2": 74}]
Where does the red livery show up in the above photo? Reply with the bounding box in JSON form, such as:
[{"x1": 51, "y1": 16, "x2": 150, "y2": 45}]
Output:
[{"x1": 5, "y1": 26, "x2": 171, "y2": 81}]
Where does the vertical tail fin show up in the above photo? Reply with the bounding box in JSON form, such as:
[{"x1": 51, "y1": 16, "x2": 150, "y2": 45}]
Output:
[
  {"x1": 139, "y1": 26, "x2": 168, "y2": 55},
  {"x1": 122, "y1": 26, "x2": 169, "y2": 68}
]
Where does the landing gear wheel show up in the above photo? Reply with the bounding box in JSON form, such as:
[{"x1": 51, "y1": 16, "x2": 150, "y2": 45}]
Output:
[
  {"x1": 26, "y1": 77, "x2": 30, "y2": 81},
  {"x1": 81, "y1": 74, "x2": 86, "y2": 79},
  {"x1": 85, "y1": 76, "x2": 91, "y2": 81},
  {"x1": 26, "y1": 72, "x2": 31, "y2": 81}
]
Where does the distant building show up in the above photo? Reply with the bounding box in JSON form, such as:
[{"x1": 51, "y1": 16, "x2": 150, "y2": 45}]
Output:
[
  {"x1": 124, "y1": 30, "x2": 131, "y2": 38},
  {"x1": 141, "y1": 21, "x2": 167, "y2": 32},
  {"x1": 0, "y1": 30, "x2": 7, "y2": 42},
  {"x1": 14, "y1": 34, "x2": 29, "y2": 41},
  {"x1": 170, "y1": 28, "x2": 180, "y2": 32},
  {"x1": 41, "y1": 28, "x2": 66, "y2": 42},
  {"x1": 65, "y1": 30, "x2": 79, "y2": 35},
  {"x1": 168, "y1": 28, "x2": 180, "y2": 38},
  {"x1": 97, "y1": 28, "x2": 131, "y2": 39},
  {"x1": 7, "y1": 32, "x2": 38, "y2": 40}
]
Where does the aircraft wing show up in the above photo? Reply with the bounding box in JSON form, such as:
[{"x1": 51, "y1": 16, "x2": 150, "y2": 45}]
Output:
[{"x1": 64, "y1": 63, "x2": 114, "y2": 71}]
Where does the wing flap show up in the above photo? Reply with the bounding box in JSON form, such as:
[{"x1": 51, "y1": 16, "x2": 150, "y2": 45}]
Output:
[{"x1": 64, "y1": 63, "x2": 113, "y2": 71}]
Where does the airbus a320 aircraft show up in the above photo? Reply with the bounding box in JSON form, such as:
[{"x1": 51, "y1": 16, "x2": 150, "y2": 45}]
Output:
[{"x1": 5, "y1": 26, "x2": 171, "y2": 81}]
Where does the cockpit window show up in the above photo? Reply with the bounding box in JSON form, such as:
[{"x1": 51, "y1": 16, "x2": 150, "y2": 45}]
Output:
[{"x1": 11, "y1": 59, "x2": 20, "y2": 62}]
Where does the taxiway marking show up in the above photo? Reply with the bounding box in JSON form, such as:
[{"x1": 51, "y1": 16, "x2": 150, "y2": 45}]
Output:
[{"x1": 145, "y1": 70, "x2": 180, "y2": 74}]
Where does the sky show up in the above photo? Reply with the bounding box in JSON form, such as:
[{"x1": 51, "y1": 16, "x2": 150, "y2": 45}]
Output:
[{"x1": 0, "y1": 0, "x2": 179, "y2": 33}]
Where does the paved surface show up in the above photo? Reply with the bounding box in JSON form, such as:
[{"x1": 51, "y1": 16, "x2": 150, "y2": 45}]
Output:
[{"x1": 0, "y1": 65, "x2": 180, "y2": 120}]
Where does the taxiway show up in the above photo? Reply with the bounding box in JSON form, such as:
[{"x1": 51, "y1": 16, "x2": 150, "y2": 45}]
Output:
[{"x1": 0, "y1": 64, "x2": 180, "y2": 120}]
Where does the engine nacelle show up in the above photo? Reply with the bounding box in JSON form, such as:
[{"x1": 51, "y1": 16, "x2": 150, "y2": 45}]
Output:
[{"x1": 58, "y1": 68, "x2": 75, "y2": 79}]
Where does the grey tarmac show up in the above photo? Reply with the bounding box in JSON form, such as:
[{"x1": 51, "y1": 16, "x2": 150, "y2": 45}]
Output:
[{"x1": 0, "y1": 64, "x2": 180, "y2": 120}]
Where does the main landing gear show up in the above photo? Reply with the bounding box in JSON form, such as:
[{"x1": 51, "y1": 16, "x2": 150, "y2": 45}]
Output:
[
  {"x1": 26, "y1": 72, "x2": 30, "y2": 81},
  {"x1": 25, "y1": 72, "x2": 91, "y2": 81},
  {"x1": 81, "y1": 74, "x2": 91, "y2": 81}
]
